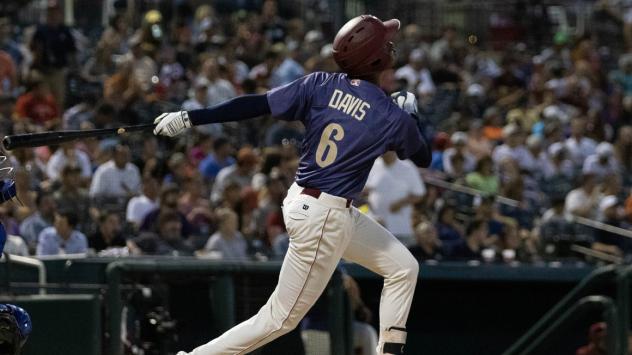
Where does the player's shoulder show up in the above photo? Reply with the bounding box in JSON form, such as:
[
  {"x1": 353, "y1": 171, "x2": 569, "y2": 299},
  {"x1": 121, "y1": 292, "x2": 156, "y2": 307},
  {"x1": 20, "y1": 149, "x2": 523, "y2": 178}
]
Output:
[{"x1": 303, "y1": 71, "x2": 342, "y2": 87}]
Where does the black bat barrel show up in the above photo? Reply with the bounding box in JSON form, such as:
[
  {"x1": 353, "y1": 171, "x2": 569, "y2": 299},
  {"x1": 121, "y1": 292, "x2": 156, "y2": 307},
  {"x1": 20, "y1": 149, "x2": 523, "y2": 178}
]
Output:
[{"x1": 2, "y1": 124, "x2": 154, "y2": 150}]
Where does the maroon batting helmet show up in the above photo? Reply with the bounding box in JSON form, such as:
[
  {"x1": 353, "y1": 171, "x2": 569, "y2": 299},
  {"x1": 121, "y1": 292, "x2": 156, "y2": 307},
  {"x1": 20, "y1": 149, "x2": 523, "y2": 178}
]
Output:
[{"x1": 333, "y1": 15, "x2": 400, "y2": 77}]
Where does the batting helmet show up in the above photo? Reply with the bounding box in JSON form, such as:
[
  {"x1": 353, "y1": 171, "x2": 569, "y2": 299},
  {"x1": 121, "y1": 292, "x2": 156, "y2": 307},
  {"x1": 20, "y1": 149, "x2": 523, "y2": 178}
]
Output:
[
  {"x1": 333, "y1": 15, "x2": 400, "y2": 77},
  {"x1": 0, "y1": 304, "x2": 31, "y2": 355}
]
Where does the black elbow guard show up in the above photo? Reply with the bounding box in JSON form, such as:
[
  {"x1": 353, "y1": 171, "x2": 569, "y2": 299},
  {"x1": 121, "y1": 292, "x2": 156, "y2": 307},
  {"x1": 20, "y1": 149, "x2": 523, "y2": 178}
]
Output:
[{"x1": 410, "y1": 146, "x2": 431, "y2": 168}]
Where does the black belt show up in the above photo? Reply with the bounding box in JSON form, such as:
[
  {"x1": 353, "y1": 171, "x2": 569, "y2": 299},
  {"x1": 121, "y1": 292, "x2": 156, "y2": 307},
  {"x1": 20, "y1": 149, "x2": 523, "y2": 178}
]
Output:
[{"x1": 301, "y1": 187, "x2": 352, "y2": 208}]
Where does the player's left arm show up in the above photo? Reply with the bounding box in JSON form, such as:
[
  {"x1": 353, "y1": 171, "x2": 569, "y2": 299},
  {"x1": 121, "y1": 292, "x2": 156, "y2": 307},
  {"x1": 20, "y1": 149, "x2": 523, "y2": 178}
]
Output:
[
  {"x1": 154, "y1": 73, "x2": 322, "y2": 137},
  {"x1": 391, "y1": 91, "x2": 432, "y2": 168},
  {"x1": 153, "y1": 94, "x2": 272, "y2": 136}
]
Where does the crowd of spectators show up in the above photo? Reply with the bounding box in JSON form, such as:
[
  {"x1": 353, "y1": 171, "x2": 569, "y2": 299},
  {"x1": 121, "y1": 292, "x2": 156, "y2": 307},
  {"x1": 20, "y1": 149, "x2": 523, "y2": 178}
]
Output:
[{"x1": 1, "y1": 0, "x2": 632, "y2": 264}]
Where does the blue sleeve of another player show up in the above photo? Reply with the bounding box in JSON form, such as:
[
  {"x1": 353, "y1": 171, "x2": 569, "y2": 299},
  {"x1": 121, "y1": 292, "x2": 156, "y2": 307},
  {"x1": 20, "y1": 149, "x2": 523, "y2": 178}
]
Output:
[
  {"x1": 391, "y1": 112, "x2": 431, "y2": 167},
  {"x1": 266, "y1": 72, "x2": 324, "y2": 121}
]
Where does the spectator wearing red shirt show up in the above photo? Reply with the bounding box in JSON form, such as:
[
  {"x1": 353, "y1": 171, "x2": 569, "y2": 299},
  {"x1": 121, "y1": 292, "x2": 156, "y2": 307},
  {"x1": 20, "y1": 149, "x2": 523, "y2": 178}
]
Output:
[{"x1": 14, "y1": 75, "x2": 60, "y2": 129}]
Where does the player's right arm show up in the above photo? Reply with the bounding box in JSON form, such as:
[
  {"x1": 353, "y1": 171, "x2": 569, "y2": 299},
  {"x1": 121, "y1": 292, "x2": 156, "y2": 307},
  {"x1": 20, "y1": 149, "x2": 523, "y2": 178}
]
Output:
[
  {"x1": 390, "y1": 91, "x2": 431, "y2": 168},
  {"x1": 153, "y1": 73, "x2": 321, "y2": 137}
]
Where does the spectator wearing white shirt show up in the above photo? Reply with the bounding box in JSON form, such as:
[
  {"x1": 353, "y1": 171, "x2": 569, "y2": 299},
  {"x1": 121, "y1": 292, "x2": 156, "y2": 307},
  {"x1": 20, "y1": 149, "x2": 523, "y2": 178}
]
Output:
[
  {"x1": 442, "y1": 132, "x2": 476, "y2": 176},
  {"x1": 394, "y1": 49, "x2": 435, "y2": 97},
  {"x1": 89, "y1": 144, "x2": 141, "y2": 200},
  {"x1": 565, "y1": 117, "x2": 597, "y2": 168},
  {"x1": 46, "y1": 142, "x2": 92, "y2": 183},
  {"x1": 124, "y1": 34, "x2": 157, "y2": 92},
  {"x1": 366, "y1": 152, "x2": 426, "y2": 247},
  {"x1": 126, "y1": 176, "x2": 160, "y2": 229},
  {"x1": 582, "y1": 142, "x2": 621, "y2": 181},
  {"x1": 564, "y1": 173, "x2": 601, "y2": 218},
  {"x1": 492, "y1": 124, "x2": 536, "y2": 172},
  {"x1": 4, "y1": 234, "x2": 28, "y2": 256}
]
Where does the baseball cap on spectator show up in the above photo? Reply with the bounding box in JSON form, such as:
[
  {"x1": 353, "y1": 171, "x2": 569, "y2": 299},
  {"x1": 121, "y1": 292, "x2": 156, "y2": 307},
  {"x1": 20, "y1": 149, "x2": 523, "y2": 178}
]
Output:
[
  {"x1": 194, "y1": 77, "x2": 209, "y2": 90},
  {"x1": 506, "y1": 109, "x2": 525, "y2": 125},
  {"x1": 47, "y1": 0, "x2": 61, "y2": 9},
  {"x1": 553, "y1": 31, "x2": 569, "y2": 46},
  {"x1": 409, "y1": 48, "x2": 425, "y2": 63},
  {"x1": 320, "y1": 44, "x2": 334, "y2": 58},
  {"x1": 128, "y1": 33, "x2": 143, "y2": 48},
  {"x1": 596, "y1": 142, "x2": 614, "y2": 158},
  {"x1": 526, "y1": 134, "x2": 543, "y2": 149},
  {"x1": 199, "y1": 17, "x2": 213, "y2": 32},
  {"x1": 542, "y1": 105, "x2": 571, "y2": 124},
  {"x1": 304, "y1": 30, "x2": 323, "y2": 44},
  {"x1": 433, "y1": 132, "x2": 449, "y2": 151},
  {"x1": 548, "y1": 142, "x2": 565, "y2": 157},
  {"x1": 450, "y1": 132, "x2": 467, "y2": 146},
  {"x1": 502, "y1": 123, "x2": 520, "y2": 138},
  {"x1": 466, "y1": 83, "x2": 485, "y2": 97},
  {"x1": 144, "y1": 10, "x2": 162, "y2": 24},
  {"x1": 168, "y1": 152, "x2": 187, "y2": 168},
  {"x1": 619, "y1": 54, "x2": 632, "y2": 71},
  {"x1": 532, "y1": 55, "x2": 545, "y2": 66},
  {"x1": 483, "y1": 106, "x2": 500, "y2": 120},
  {"x1": 469, "y1": 119, "x2": 483, "y2": 131},
  {"x1": 237, "y1": 147, "x2": 258, "y2": 167}
]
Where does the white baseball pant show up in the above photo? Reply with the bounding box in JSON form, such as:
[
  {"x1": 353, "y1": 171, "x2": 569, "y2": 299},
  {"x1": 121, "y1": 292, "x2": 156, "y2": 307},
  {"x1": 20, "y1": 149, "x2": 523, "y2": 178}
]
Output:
[{"x1": 181, "y1": 182, "x2": 418, "y2": 355}]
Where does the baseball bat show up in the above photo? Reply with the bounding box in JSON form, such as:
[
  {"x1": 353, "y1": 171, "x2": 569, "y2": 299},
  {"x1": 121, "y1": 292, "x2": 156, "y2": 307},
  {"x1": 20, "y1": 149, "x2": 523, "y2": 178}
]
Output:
[{"x1": 2, "y1": 123, "x2": 155, "y2": 150}]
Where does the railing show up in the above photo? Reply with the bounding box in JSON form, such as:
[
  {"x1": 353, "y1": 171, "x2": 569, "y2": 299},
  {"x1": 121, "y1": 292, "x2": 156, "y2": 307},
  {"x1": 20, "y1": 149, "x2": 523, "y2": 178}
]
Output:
[
  {"x1": 105, "y1": 259, "x2": 352, "y2": 355},
  {"x1": 1, "y1": 253, "x2": 47, "y2": 295},
  {"x1": 514, "y1": 295, "x2": 618, "y2": 355},
  {"x1": 423, "y1": 174, "x2": 632, "y2": 242},
  {"x1": 501, "y1": 265, "x2": 618, "y2": 355}
]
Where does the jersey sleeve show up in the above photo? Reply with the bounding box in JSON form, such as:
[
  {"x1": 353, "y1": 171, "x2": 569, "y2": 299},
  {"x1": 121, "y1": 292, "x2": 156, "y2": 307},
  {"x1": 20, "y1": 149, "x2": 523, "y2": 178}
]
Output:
[
  {"x1": 266, "y1": 72, "x2": 325, "y2": 121},
  {"x1": 390, "y1": 111, "x2": 425, "y2": 160}
]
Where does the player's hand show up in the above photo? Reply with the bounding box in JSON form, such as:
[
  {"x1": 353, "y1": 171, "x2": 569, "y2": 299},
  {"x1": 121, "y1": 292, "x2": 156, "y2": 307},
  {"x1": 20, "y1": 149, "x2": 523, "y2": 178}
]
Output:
[
  {"x1": 391, "y1": 91, "x2": 419, "y2": 116},
  {"x1": 153, "y1": 111, "x2": 192, "y2": 137}
]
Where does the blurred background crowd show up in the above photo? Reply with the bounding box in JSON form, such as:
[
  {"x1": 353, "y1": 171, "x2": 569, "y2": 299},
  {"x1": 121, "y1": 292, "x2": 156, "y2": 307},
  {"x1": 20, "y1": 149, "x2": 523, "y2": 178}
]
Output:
[{"x1": 1, "y1": 0, "x2": 632, "y2": 265}]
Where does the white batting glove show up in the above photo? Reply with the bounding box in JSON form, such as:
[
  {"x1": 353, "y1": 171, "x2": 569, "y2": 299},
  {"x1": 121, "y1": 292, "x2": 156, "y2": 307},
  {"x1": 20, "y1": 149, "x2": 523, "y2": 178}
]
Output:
[
  {"x1": 153, "y1": 111, "x2": 192, "y2": 137},
  {"x1": 391, "y1": 91, "x2": 419, "y2": 116}
]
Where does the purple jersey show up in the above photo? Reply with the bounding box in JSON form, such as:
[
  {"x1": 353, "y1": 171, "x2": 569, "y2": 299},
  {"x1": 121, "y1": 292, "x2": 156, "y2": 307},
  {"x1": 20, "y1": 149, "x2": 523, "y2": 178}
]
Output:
[{"x1": 266, "y1": 72, "x2": 424, "y2": 199}]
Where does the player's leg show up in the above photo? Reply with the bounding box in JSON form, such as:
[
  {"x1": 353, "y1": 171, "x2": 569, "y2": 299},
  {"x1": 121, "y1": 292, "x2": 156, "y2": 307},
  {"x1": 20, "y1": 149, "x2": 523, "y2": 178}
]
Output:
[
  {"x1": 342, "y1": 208, "x2": 419, "y2": 355},
  {"x1": 182, "y1": 191, "x2": 353, "y2": 355}
]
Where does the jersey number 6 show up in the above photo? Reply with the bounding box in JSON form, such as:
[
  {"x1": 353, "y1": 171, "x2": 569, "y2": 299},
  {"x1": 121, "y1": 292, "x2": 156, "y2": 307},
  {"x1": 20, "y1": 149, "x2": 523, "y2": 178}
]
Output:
[{"x1": 316, "y1": 123, "x2": 345, "y2": 168}]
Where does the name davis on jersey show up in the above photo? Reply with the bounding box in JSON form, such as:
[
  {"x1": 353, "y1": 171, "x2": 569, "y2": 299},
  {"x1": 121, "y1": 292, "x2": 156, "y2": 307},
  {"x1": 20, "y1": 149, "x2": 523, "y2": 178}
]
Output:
[{"x1": 328, "y1": 89, "x2": 371, "y2": 121}]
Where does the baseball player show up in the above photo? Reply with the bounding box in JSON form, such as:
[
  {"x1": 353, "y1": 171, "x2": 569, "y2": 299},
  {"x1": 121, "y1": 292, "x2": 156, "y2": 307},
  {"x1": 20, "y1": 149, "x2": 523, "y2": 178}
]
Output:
[{"x1": 154, "y1": 15, "x2": 431, "y2": 355}]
